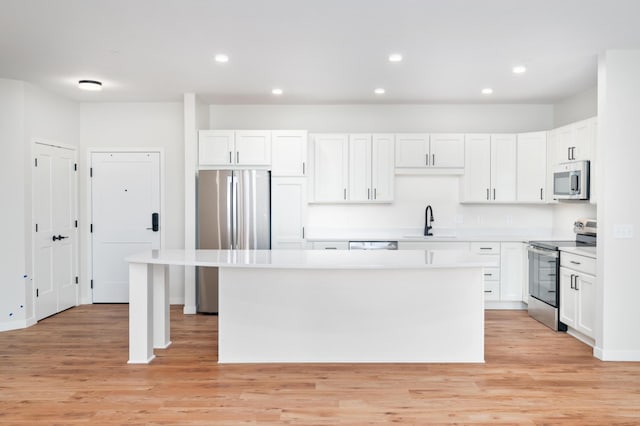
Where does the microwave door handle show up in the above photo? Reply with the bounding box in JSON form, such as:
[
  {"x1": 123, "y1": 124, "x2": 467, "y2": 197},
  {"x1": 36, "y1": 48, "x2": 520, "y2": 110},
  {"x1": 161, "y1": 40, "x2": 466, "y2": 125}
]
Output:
[{"x1": 570, "y1": 174, "x2": 579, "y2": 193}]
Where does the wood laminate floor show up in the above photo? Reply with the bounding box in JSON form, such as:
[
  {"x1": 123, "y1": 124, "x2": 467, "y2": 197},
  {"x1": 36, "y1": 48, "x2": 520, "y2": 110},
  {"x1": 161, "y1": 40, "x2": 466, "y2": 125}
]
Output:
[{"x1": 0, "y1": 305, "x2": 639, "y2": 425}]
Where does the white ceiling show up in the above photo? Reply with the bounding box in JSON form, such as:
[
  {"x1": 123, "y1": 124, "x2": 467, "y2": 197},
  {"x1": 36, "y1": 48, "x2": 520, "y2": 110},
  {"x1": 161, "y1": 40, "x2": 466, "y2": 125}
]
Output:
[{"x1": 1, "y1": 0, "x2": 639, "y2": 104}]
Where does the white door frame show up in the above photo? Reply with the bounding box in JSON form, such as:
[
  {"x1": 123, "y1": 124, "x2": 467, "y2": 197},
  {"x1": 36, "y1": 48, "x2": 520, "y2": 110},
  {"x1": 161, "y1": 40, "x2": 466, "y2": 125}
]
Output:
[
  {"x1": 85, "y1": 148, "x2": 165, "y2": 304},
  {"x1": 31, "y1": 139, "x2": 79, "y2": 320}
]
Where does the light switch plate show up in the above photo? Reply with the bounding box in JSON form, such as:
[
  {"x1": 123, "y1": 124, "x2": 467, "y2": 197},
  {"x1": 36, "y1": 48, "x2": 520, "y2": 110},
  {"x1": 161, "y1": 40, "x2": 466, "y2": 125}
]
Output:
[{"x1": 613, "y1": 224, "x2": 634, "y2": 239}]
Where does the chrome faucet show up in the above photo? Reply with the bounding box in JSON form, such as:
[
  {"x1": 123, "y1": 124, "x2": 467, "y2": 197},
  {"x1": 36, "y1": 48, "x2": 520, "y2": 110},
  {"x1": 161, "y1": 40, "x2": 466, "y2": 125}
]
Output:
[{"x1": 424, "y1": 205, "x2": 434, "y2": 236}]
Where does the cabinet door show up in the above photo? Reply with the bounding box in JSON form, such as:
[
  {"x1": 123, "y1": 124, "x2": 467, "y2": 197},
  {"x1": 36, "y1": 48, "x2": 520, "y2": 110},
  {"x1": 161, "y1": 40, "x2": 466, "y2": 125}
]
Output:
[
  {"x1": 500, "y1": 242, "x2": 525, "y2": 301},
  {"x1": 313, "y1": 134, "x2": 349, "y2": 202},
  {"x1": 271, "y1": 177, "x2": 307, "y2": 249},
  {"x1": 348, "y1": 134, "x2": 372, "y2": 202},
  {"x1": 554, "y1": 124, "x2": 574, "y2": 163},
  {"x1": 517, "y1": 131, "x2": 547, "y2": 203},
  {"x1": 234, "y1": 130, "x2": 271, "y2": 165},
  {"x1": 462, "y1": 134, "x2": 491, "y2": 202},
  {"x1": 371, "y1": 134, "x2": 395, "y2": 202},
  {"x1": 490, "y1": 134, "x2": 517, "y2": 202},
  {"x1": 395, "y1": 134, "x2": 429, "y2": 167},
  {"x1": 576, "y1": 273, "x2": 596, "y2": 338},
  {"x1": 198, "y1": 130, "x2": 235, "y2": 166},
  {"x1": 559, "y1": 267, "x2": 577, "y2": 329},
  {"x1": 572, "y1": 119, "x2": 595, "y2": 162},
  {"x1": 430, "y1": 134, "x2": 465, "y2": 168},
  {"x1": 271, "y1": 131, "x2": 307, "y2": 176}
]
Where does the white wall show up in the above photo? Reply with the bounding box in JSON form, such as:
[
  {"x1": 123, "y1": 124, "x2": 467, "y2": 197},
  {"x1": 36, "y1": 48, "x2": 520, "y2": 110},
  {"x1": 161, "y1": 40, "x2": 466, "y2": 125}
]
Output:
[
  {"x1": 210, "y1": 103, "x2": 556, "y2": 235},
  {"x1": 0, "y1": 79, "x2": 28, "y2": 330},
  {"x1": 596, "y1": 50, "x2": 640, "y2": 360},
  {"x1": 554, "y1": 86, "x2": 598, "y2": 127},
  {"x1": 79, "y1": 103, "x2": 185, "y2": 304},
  {"x1": 210, "y1": 104, "x2": 554, "y2": 133}
]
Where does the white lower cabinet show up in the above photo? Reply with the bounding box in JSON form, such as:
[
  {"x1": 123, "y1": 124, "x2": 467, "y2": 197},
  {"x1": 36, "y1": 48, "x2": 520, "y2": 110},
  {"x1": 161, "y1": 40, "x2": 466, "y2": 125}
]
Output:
[
  {"x1": 270, "y1": 177, "x2": 307, "y2": 249},
  {"x1": 559, "y1": 251, "x2": 596, "y2": 339},
  {"x1": 499, "y1": 242, "x2": 526, "y2": 301},
  {"x1": 312, "y1": 241, "x2": 349, "y2": 250}
]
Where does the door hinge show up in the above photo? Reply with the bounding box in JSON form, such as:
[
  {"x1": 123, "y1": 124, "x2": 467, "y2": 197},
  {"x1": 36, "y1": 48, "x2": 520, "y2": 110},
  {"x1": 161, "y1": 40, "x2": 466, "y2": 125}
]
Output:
[
  {"x1": 90, "y1": 224, "x2": 93, "y2": 233},
  {"x1": 35, "y1": 223, "x2": 38, "y2": 232},
  {"x1": 90, "y1": 279, "x2": 93, "y2": 289},
  {"x1": 75, "y1": 220, "x2": 78, "y2": 228},
  {"x1": 36, "y1": 288, "x2": 39, "y2": 297},
  {"x1": 75, "y1": 276, "x2": 79, "y2": 284},
  {"x1": 74, "y1": 163, "x2": 77, "y2": 171},
  {"x1": 34, "y1": 158, "x2": 38, "y2": 167},
  {"x1": 90, "y1": 167, "x2": 93, "y2": 177}
]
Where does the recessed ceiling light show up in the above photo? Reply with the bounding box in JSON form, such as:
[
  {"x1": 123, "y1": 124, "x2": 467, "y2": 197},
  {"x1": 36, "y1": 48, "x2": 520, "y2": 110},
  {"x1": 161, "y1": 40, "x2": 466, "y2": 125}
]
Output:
[
  {"x1": 388, "y1": 53, "x2": 403, "y2": 63},
  {"x1": 512, "y1": 65, "x2": 527, "y2": 74},
  {"x1": 481, "y1": 88, "x2": 493, "y2": 95},
  {"x1": 374, "y1": 88, "x2": 386, "y2": 95},
  {"x1": 272, "y1": 88, "x2": 283, "y2": 95},
  {"x1": 78, "y1": 80, "x2": 102, "y2": 91},
  {"x1": 214, "y1": 54, "x2": 229, "y2": 63}
]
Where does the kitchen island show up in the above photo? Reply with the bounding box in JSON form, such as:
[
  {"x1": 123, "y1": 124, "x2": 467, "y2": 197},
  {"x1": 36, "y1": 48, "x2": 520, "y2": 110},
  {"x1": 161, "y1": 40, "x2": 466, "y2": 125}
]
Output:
[{"x1": 126, "y1": 249, "x2": 496, "y2": 364}]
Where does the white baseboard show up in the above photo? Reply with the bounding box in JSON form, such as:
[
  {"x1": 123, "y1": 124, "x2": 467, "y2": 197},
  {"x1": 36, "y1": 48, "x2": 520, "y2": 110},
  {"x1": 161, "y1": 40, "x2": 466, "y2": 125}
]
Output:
[
  {"x1": 183, "y1": 305, "x2": 197, "y2": 314},
  {"x1": 566, "y1": 327, "x2": 595, "y2": 348},
  {"x1": 0, "y1": 316, "x2": 36, "y2": 332},
  {"x1": 594, "y1": 347, "x2": 640, "y2": 361},
  {"x1": 485, "y1": 301, "x2": 527, "y2": 310}
]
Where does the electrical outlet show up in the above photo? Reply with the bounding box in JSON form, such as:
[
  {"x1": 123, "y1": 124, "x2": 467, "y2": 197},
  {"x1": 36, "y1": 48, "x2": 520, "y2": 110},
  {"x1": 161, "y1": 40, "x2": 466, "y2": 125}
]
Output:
[{"x1": 454, "y1": 214, "x2": 464, "y2": 225}]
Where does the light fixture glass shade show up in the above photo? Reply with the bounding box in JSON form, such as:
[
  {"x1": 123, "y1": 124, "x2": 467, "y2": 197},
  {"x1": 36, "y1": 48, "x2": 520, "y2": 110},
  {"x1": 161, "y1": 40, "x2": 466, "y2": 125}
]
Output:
[
  {"x1": 374, "y1": 88, "x2": 385, "y2": 95},
  {"x1": 271, "y1": 88, "x2": 283, "y2": 95},
  {"x1": 78, "y1": 80, "x2": 102, "y2": 91}
]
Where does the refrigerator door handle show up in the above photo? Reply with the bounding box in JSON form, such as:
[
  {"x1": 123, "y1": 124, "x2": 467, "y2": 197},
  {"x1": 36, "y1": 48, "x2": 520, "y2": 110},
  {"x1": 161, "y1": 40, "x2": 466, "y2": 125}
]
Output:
[
  {"x1": 227, "y1": 174, "x2": 234, "y2": 249},
  {"x1": 231, "y1": 174, "x2": 238, "y2": 249}
]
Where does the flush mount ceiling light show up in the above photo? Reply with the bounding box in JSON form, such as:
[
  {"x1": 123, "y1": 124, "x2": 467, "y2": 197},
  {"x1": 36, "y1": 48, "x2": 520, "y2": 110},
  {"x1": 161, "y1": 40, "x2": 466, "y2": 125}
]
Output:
[
  {"x1": 481, "y1": 87, "x2": 493, "y2": 95},
  {"x1": 271, "y1": 88, "x2": 283, "y2": 95},
  {"x1": 388, "y1": 53, "x2": 403, "y2": 63},
  {"x1": 214, "y1": 54, "x2": 229, "y2": 63},
  {"x1": 512, "y1": 65, "x2": 527, "y2": 74},
  {"x1": 78, "y1": 80, "x2": 102, "y2": 91},
  {"x1": 374, "y1": 88, "x2": 386, "y2": 95}
]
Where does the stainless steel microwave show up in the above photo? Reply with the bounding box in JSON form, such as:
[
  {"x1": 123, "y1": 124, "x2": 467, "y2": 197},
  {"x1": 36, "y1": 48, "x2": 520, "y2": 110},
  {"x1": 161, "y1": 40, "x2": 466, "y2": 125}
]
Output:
[{"x1": 553, "y1": 160, "x2": 590, "y2": 200}]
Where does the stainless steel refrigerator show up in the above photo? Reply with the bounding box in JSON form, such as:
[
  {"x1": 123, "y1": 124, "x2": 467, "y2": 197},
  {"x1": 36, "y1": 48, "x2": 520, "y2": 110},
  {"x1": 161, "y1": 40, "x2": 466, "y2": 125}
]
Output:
[{"x1": 197, "y1": 170, "x2": 271, "y2": 313}]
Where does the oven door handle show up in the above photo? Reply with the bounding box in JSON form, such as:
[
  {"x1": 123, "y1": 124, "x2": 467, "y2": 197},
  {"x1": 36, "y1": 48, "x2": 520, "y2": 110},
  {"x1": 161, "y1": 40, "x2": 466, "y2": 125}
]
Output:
[{"x1": 527, "y1": 246, "x2": 559, "y2": 258}]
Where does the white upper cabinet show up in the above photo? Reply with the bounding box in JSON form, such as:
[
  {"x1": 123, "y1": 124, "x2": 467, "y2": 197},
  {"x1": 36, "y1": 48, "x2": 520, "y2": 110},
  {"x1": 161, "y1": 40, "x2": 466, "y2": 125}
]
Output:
[
  {"x1": 271, "y1": 130, "x2": 307, "y2": 176},
  {"x1": 312, "y1": 134, "x2": 349, "y2": 202},
  {"x1": 371, "y1": 134, "x2": 395, "y2": 202},
  {"x1": 198, "y1": 130, "x2": 271, "y2": 166},
  {"x1": 348, "y1": 134, "x2": 373, "y2": 202},
  {"x1": 234, "y1": 130, "x2": 271, "y2": 165},
  {"x1": 395, "y1": 133, "x2": 464, "y2": 171},
  {"x1": 312, "y1": 133, "x2": 394, "y2": 203},
  {"x1": 395, "y1": 134, "x2": 429, "y2": 167},
  {"x1": 516, "y1": 131, "x2": 547, "y2": 203},
  {"x1": 552, "y1": 117, "x2": 595, "y2": 164},
  {"x1": 461, "y1": 134, "x2": 491, "y2": 202},
  {"x1": 198, "y1": 130, "x2": 235, "y2": 166},
  {"x1": 429, "y1": 134, "x2": 465, "y2": 168},
  {"x1": 461, "y1": 134, "x2": 516, "y2": 202}
]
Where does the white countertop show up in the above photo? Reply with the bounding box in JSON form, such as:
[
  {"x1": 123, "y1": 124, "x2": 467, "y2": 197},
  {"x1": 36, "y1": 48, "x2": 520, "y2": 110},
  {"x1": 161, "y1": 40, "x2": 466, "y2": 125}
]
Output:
[
  {"x1": 126, "y1": 249, "x2": 498, "y2": 269},
  {"x1": 560, "y1": 246, "x2": 597, "y2": 259}
]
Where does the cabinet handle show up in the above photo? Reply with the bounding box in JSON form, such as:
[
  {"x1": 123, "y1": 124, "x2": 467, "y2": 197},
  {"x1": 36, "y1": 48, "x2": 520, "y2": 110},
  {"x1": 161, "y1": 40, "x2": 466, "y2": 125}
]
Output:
[
  {"x1": 484, "y1": 290, "x2": 492, "y2": 293},
  {"x1": 325, "y1": 247, "x2": 337, "y2": 250},
  {"x1": 486, "y1": 188, "x2": 490, "y2": 200},
  {"x1": 540, "y1": 188, "x2": 543, "y2": 200},
  {"x1": 229, "y1": 151, "x2": 232, "y2": 163},
  {"x1": 302, "y1": 162, "x2": 305, "y2": 175},
  {"x1": 432, "y1": 153, "x2": 435, "y2": 166},
  {"x1": 368, "y1": 188, "x2": 371, "y2": 200},
  {"x1": 567, "y1": 147, "x2": 571, "y2": 160},
  {"x1": 570, "y1": 260, "x2": 581, "y2": 265},
  {"x1": 480, "y1": 247, "x2": 493, "y2": 251},
  {"x1": 343, "y1": 188, "x2": 346, "y2": 200},
  {"x1": 574, "y1": 276, "x2": 579, "y2": 291},
  {"x1": 425, "y1": 154, "x2": 429, "y2": 166},
  {"x1": 571, "y1": 147, "x2": 576, "y2": 160},
  {"x1": 374, "y1": 188, "x2": 377, "y2": 200},
  {"x1": 493, "y1": 188, "x2": 496, "y2": 200},
  {"x1": 570, "y1": 274, "x2": 575, "y2": 289},
  {"x1": 302, "y1": 226, "x2": 305, "y2": 239},
  {"x1": 484, "y1": 273, "x2": 492, "y2": 277},
  {"x1": 236, "y1": 151, "x2": 240, "y2": 163}
]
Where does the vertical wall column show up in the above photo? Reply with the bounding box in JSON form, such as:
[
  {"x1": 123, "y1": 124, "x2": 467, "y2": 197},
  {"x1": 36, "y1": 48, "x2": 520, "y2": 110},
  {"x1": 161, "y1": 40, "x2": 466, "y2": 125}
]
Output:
[{"x1": 595, "y1": 50, "x2": 640, "y2": 361}]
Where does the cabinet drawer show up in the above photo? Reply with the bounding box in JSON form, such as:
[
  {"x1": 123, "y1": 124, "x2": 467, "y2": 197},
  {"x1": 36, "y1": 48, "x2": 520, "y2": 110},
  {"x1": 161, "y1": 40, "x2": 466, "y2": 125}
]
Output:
[
  {"x1": 483, "y1": 267, "x2": 500, "y2": 282},
  {"x1": 312, "y1": 241, "x2": 348, "y2": 250},
  {"x1": 484, "y1": 281, "x2": 500, "y2": 301},
  {"x1": 561, "y1": 252, "x2": 596, "y2": 275},
  {"x1": 470, "y1": 242, "x2": 501, "y2": 254}
]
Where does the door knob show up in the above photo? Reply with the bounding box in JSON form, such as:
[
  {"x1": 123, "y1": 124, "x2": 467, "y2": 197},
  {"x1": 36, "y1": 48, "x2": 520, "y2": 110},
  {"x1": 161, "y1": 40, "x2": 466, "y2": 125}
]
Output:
[{"x1": 52, "y1": 235, "x2": 69, "y2": 241}]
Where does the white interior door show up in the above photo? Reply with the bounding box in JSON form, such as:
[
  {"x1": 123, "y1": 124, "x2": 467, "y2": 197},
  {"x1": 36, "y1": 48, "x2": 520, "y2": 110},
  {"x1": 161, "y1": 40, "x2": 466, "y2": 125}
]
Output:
[
  {"x1": 34, "y1": 143, "x2": 78, "y2": 321},
  {"x1": 91, "y1": 152, "x2": 161, "y2": 303}
]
